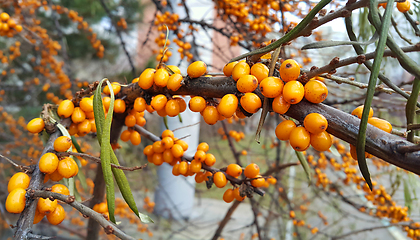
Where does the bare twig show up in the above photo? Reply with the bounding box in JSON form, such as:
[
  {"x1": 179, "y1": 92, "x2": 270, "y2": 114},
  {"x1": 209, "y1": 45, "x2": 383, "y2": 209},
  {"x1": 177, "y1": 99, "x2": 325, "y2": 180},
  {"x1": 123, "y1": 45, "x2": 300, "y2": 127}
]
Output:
[{"x1": 211, "y1": 200, "x2": 241, "y2": 240}]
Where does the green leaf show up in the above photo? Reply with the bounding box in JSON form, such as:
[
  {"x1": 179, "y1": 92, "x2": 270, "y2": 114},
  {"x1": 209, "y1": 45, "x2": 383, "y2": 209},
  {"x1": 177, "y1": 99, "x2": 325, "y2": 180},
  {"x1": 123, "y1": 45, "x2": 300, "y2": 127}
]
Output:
[
  {"x1": 295, "y1": 151, "x2": 311, "y2": 183},
  {"x1": 139, "y1": 212, "x2": 154, "y2": 223},
  {"x1": 301, "y1": 32, "x2": 378, "y2": 50},
  {"x1": 356, "y1": 0, "x2": 395, "y2": 191}
]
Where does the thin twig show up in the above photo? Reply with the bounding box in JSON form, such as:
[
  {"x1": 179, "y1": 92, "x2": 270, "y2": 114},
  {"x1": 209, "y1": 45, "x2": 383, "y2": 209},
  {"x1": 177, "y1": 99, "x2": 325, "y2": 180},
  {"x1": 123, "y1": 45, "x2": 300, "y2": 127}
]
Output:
[{"x1": 211, "y1": 200, "x2": 241, "y2": 240}]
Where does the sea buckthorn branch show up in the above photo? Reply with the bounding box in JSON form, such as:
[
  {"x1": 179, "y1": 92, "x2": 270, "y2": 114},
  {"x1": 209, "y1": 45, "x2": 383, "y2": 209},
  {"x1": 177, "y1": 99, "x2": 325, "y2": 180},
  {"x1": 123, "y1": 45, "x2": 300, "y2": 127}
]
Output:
[
  {"x1": 320, "y1": 74, "x2": 396, "y2": 94},
  {"x1": 87, "y1": 164, "x2": 106, "y2": 240},
  {"x1": 249, "y1": 198, "x2": 263, "y2": 240},
  {"x1": 211, "y1": 200, "x2": 242, "y2": 240},
  {"x1": 30, "y1": 190, "x2": 136, "y2": 240},
  {"x1": 57, "y1": 152, "x2": 147, "y2": 171},
  {"x1": 14, "y1": 130, "x2": 61, "y2": 239},
  {"x1": 391, "y1": 16, "x2": 413, "y2": 45},
  {"x1": 0, "y1": 153, "x2": 31, "y2": 171},
  {"x1": 220, "y1": 121, "x2": 241, "y2": 164},
  {"x1": 403, "y1": 12, "x2": 420, "y2": 37}
]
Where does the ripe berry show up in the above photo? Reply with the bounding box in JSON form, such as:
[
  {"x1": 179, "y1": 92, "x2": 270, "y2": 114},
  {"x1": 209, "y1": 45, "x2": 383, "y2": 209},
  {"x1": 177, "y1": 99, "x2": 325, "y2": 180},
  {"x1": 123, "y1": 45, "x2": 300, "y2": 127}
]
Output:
[
  {"x1": 27, "y1": 118, "x2": 45, "y2": 134},
  {"x1": 217, "y1": 94, "x2": 238, "y2": 118},
  {"x1": 233, "y1": 187, "x2": 245, "y2": 201},
  {"x1": 152, "y1": 153, "x2": 164, "y2": 166},
  {"x1": 125, "y1": 114, "x2": 136, "y2": 127},
  {"x1": 165, "y1": 99, "x2": 180, "y2": 117},
  {"x1": 275, "y1": 120, "x2": 296, "y2": 141},
  {"x1": 189, "y1": 96, "x2": 206, "y2": 112},
  {"x1": 51, "y1": 184, "x2": 70, "y2": 195},
  {"x1": 39, "y1": 153, "x2": 59, "y2": 174},
  {"x1": 162, "y1": 129, "x2": 175, "y2": 139},
  {"x1": 167, "y1": 73, "x2": 183, "y2": 91},
  {"x1": 163, "y1": 149, "x2": 174, "y2": 163},
  {"x1": 223, "y1": 61, "x2": 238, "y2": 77},
  {"x1": 33, "y1": 209, "x2": 45, "y2": 224},
  {"x1": 6, "y1": 188, "x2": 26, "y2": 213},
  {"x1": 250, "y1": 63, "x2": 269, "y2": 83},
  {"x1": 138, "y1": 68, "x2": 156, "y2": 89},
  {"x1": 226, "y1": 164, "x2": 242, "y2": 177},
  {"x1": 232, "y1": 62, "x2": 250, "y2": 81},
  {"x1": 251, "y1": 175, "x2": 266, "y2": 188},
  {"x1": 153, "y1": 141, "x2": 165, "y2": 153},
  {"x1": 120, "y1": 129, "x2": 131, "y2": 142},
  {"x1": 172, "y1": 164, "x2": 181, "y2": 176},
  {"x1": 289, "y1": 126, "x2": 311, "y2": 151},
  {"x1": 57, "y1": 100, "x2": 75, "y2": 118},
  {"x1": 260, "y1": 77, "x2": 284, "y2": 98},
  {"x1": 71, "y1": 107, "x2": 86, "y2": 124},
  {"x1": 54, "y1": 136, "x2": 72, "y2": 152},
  {"x1": 223, "y1": 188, "x2": 235, "y2": 203},
  {"x1": 197, "y1": 142, "x2": 209, "y2": 152},
  {"x1": 154, "y1": 68, "x2": 170, "y2": 87},
  {"x1": 37, "y1": 197, "x2": 57, "y2": 215},
  {"x1": 134, "y1": 97, "x2": 147, "y2": 112},
  {"x1": 48, "y1": 169, "x2": 64, "y2": 182},
  {"x1": 174, "y1": 97, "x2": 187, "y2": 113},
  {"x1": 190, "y1": 159, "x2": 202, "y2": 173},
  {"x1": 283, "y1": 81, "x2": 304, "y2": 104},
  {"x1": 187, "y1": 61, "x2": 207, "y2": 78},
  {"x1": 240, "y1": 93, "x2": 262, "y2": 113},
  {"x1": 57, "y1": 157, "x2": 78, "y2": 178},
  {"x1": 368, "y1": 117, "x2": 392, "y2": 133},
  {"x1": 351, "y1": 105, "x2": 373, "y2": 119},
  {"x1": 178, "y1": 161, "x2": 189, "y2": 175},
  {"x1": 46, "y1": 204, "x2": 66, "y2": 225},
  {"x1": 304, "y1": 80, "x2": 328, "y2": 103},
  {"x1": 167, "y1": 65, "x2": 181, "y2": 74},
  {"x1": 114, "y1": 99, "x2": 126, "y2": 113},
  {"x1": 103, "y1": 82, "x2": 121, "y2": 95},
  {"x1": 236, "y1": 75, "x2": 258, "y2": 93},
  {"x1": 204, "y1": 153, "x2": 216, "y2": 166},
  {"x1": 280, "y1": 59, "x2": 300, "y2": 82},
  {"x1": 194, "y1": 150, "x2": 207, "y2": 162},
  {"x1": 79, "y1": 97, "x2": 94, "y2": 113},
  {"x1": 143, "y1": 145, "x2": 154, "y2": 156},
  {"x1": 171, "y1": 144, "x2": 184, "y2": 158},
  {"x1": 310, "y1": 132, "x2": 332, "y2": 151},
  {"x1": 77, "y1": 119, "x2": 92, "y2": 136},
  {"x1": 161, "y1": 137, "x2": 174, "y2": 149},
  {"x1": 213, "y1": 172, "x2": 227, "y2": 188},
  {"x1": 8, "y1": 172, "x2": 30, "y2": 193},
  {"x1": 397, "y1": 0, "x2": 411, "y2": 12},
  {"x1": 202, "y1": 106, "x2": 219, "y2": 125},
  {"x1": 130, "y1": 131, "x2": 142, "y2": 145},
  {"x1": 272, "y1": 95, "x2": 291, "y2": 114},
  {"x1": 304, "y1": 113, "x2": 328, "y2": 134},
  {"x1": 244, "y1": 163, "x2": 260, "y2": 179},
  {"x1": 175, "y1": 139, "x2": 189, "y2": 151},
  {"x1": 102, "y1": 97, "x2": 111, "y2": 111}
]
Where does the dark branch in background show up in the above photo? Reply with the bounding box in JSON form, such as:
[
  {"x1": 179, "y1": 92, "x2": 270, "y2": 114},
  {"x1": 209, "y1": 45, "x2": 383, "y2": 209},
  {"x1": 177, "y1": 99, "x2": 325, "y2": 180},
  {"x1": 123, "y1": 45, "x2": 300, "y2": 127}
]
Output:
[
  {"x1": 14, "y1": 130, "x2": 61, "y2": 239},
  {"x1": 403, "y1": 12, "x2": 420, "y2": 37},
  {"x1": 211, "y1": 200, "x2": 241, "y2": 240},
  {"x1": 220, "y1": 121, "x2": 241, "y2": 164},
  {"x1": 98, "y1": 0, "x2": 136, "y2": 77},
  {"x1": 249, "y1": 198, "x2": 263, "y2": 240},
  {"x1": 57, "y1": 152, "x2": 147, "y2": 171},
  {"x1": 30, "y1": 190, "x2": 135, "y2": 240},
  {"x1": 0, "y1": 153, "x2": 32, "y2": 171}
]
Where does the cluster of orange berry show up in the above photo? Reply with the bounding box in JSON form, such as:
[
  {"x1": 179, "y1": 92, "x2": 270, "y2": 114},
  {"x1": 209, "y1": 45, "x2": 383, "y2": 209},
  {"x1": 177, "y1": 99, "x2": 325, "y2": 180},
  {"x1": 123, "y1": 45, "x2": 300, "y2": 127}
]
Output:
[
  {"x1": 34, "y1": 184, "x2": 69, "y2": 225},
  {"x1": 116, "y1": 18, "x2": 127, "y2": 30},
  {"x1": 152, "y1": 11, "x2": 180, "y2": 62},
  {"x1": 143, "y1": 129, "x2": 189, "y2": 166},
  {"x1": 379, "y1": 0, "x2": 411, "y2": 12},
  {"x1": 0, "y1": 12, "x2": 22, "y2": 37}
]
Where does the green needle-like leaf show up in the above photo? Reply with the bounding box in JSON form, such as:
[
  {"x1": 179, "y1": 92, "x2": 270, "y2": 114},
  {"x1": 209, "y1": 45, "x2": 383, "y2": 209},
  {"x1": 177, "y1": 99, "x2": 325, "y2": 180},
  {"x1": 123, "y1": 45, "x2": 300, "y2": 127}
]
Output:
[{"x1": 295, "y1": 151, "x2": 311, "y2": 183}]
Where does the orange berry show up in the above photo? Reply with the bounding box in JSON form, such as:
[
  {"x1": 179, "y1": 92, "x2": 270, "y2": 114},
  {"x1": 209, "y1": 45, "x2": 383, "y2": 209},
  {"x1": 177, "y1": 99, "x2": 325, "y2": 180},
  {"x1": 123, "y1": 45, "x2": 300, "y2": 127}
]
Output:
[
  {"x1": 165, "y1": 99, "x2": 180, "y2": 117},
  {"x1": 8, "y1": 172, "x2": 30, "y2": 193},
  {"x1": 46, "y1": 204, "x2": 66, "y2": 225},
  {"x1": 167, "y1": 73, "x2": 183, "y2": 91},
  {"x1": 304, "y1": 113, "x2": 328, "y2": 134},
  {"x1": 57, "y1": 157, "x2": 78, "y2": 178},
  {"x1": 244, "y1": 163, "x2": 260, "y2": 179},
  {"x1": 27, "y1": 118, "x2": 45, "y2": 134},
  {"x1": 232, "y1": 62, "x2": 250, "y2": 81},
  {"x1": 51, "y1": 184, "x2": 70, "y2": 195},
  {"x1": 283, "y1": 80, "x2": 304, "y2": 104},
  {"x1": 102, "y1": 97, "x2": 111, "y2": 111},
  {"x1": 226, "y1": 164, "x2": 242, "y2": 177},
  {"x1": 171, "y1": 144, "x2": 184, "y2": 158},
  {"x1": 54, "y1": 136, "x2": 72, "y2": 152},
  {"x1": 187, "y1": 61, "x2": 207, "y2": 78},
  {"x1": 202, "y1": 105, "x2": 219, "y2": 125},
  {"x1": 130, "y1": 131, "x2": 142, "y2": 145},
  {"x1": 190, "y1": 159, "x2": 202, "y2": 173},
  {"x1": 174, "y1": 97, "x2": 187, "y2": 113},
  {"x1": 120, "y1": 129, "x2": 131, "y2": 142},
  {"x1": 310, "y1": 132, "x2": 332, "y2": 152},
  {"x1": 48, "y1": 169, "x2": 64, "y2": 182},
  {"x1": 197, "y1": 142, "x2": 209, "y2": 152},
  {"x1": 260, "y1": 77, "x2": 284, "y2": 98},
  {"x1": 368, "y1": 117, "x2": 392, "y2": 133},
  {"x1": 223, "y1": 61, "x2": 238, "y2": 77},
  {"x1": 152, "y1": 153, "x2": 164, "y2": 166},
  {"x1": 223, "y1": 188, "x2": 235, "y2": 203},
  {"x1": 57, "y1": 99, "x2": 75, "y2": 118},
  {"x1": 114, "y1": 99, "x2": 126, "y2": 113},
  {"x1": 178, "y1": 161, "x2": 188, "y2": 175},
  {"x1": 77, "y1": 119, "x2": 92, "y2": 135},
  {"x1": 352, "y1": 105, "x2": 373, "y2": 119},
  {"x1": 272, "y1": 95, "x2": 291, "y2": 114},
  {"x1": 138, "y1": 68, "x2": 156, "y2": 89},
  {"x1": 152, "y1": 141, "x2": 165, "y2": 153},
  {"x1": 349, "y1": 145, "x2": 370, "y2": 160},
  {"x1": 233, "y1": 187, "x2": 245, "y2": 201},
  {"x1": 236, "y1": 75, "x2": 258, "y2": 93},
  {"x1": 39, "y1": 153, "x2": 59, "y2": 174},
  {"x1": 71, "y1": 107, "x2": 86, "y2": 123},
  {"x1": 250, "y1": 63, "x2": 269, "y2": 83},
  {"x1": 397, "y1": 0, "x2": 411, "y2": 12},
  {"x1": 189, "y1": 96, "x2": 206, "y2": 112},
  {"x1": 194, "y1": 150, "x2": 207, "y2": 162},
  {"x1": 0, "y1": 12, "x2": 10, "y2": 22},
  {"x1": 172, "y1": 163, "x2": 181, "y2": 176},
  {"x1": 280, "y1": 59, "x2": 300, "y2": 82},
  {"x1": 154, "y1": 68, "x2": 169, "y2": 87},
  {"x1": 289, "y1": 126, "x2": 311, "y2": 151},
  {"x1": 161, "y1": 129, "x2": 175, "y2": 139},
  {"x1": 217, "y1": 94, "x2": 238, "y2": 118},
  {"x1": 304, "y1": 80, "x2": 328, "y2": 103},
  {"x1": 240, "y1": 93, "x2": 261, "y2": 113},
  {"x1": 289, "y1": 210, "x2": 296, "y2": 218},
  {"x1": 213, "y1": 172, "x2": 227, "y2": 188},
  {"x1": 143, "y1": 145, "x2": 154, "y2": 156},
  {"x1": 204, "y1": 153, "x2": 216, "y2": 166},
  {"x1": 103, "y1": 82, "x2": 121, "y2": 95},
  {"x1": 6, "y1": 188, "x2": 26, "y2": 213},
  {"x1": 167, "y1": 65, "x2": 181, "y2": 74},
  {"x1": 161, "y1": 137, "x2": 174, "y2": 149},
  {"x1": 37, "y1": 197, "x2": 58, "y2": 215},
  {"x1": 251, "y1": 175, "x2": 265, "y2": 188},
  {"x1": 175, "y1": 139, "x2": 189, "y2": 151},
  {"x1": 33, "y1": 209, "x2": 45, "y2": 224},
  {"x1": 267, "y1": 176, "x2": 277, "y2": 185},
  {"x1": 79, "y1": 97, "x2": 94, "y2": 112},
  {"x1": 275, "y1": 120, "x2": 296, "y2": 141},
  {"x1": 125, "y1": 114, "x2": 136, "y2": 127},
  {"x1": 163, "y1": 149, "x2": 174, "y2": 163},
  {"x1": 134, "y1": 97, "x2": 147, "y2": 112}
]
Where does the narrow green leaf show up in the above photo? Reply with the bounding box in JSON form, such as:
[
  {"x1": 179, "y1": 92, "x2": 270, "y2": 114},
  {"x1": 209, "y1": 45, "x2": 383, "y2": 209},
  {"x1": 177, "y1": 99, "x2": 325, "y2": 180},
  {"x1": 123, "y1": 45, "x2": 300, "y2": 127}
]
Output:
[
  {"x1": 163, "y1": 116, "x2": 169, "y2": 129},
  {"x1": 230, "y1": 0, "x2": 332, "y2": 62},
  {"x1": 356, "y1": 0, "x2": 394, "y2": 191},
  {"x1": 403, "y1": 179, "x2": 412, "y2": 215},
  {"x1": 139, "y1": 212, "x2": 154, "y2": 223},
  {"x1": 406, "y1": 78, "x2": 420, "y2": 142},
  {"x1": 301, "y1": 32, "x2": 378, "y2": 50},
  {"x1": 178, "y1": 113, "x2": 183, "y2": 123},
  {"x1": 295, "y1": 151, "x2": 311, "y2": 183},
  {"x1": 93, "y1": 80, "x2": 106, "y2": 145}
]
